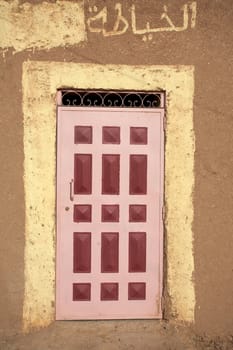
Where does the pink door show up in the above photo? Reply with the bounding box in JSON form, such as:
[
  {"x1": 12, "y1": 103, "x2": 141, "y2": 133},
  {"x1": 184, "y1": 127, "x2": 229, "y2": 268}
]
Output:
[{"x1": 56, "y1": 107, "x2": 164, "y2": 320}]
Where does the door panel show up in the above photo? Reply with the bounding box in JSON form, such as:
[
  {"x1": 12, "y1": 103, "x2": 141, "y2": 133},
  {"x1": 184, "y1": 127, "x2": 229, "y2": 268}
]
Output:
[
  {"x1": 56, "y1": 107, "x2": 164, "y2": 319},
  {"x1": 73, "y1": 232, "x2": 91, "y2": 273},
  {"x1": 102, "y1": 155, "x2": 120, "y2": 194},
  {"x1": 129, "y1": 155, "x2": 147, "y2": 194},
  {"x1": 74, "y1": 154, "x2": 92, "y2": 194}
]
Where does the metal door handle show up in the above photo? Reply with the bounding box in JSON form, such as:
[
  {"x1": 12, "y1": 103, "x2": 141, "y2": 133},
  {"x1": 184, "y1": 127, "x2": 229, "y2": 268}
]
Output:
[{"x1": 70, "y1": 179, "x2": 74, "y2": 201}]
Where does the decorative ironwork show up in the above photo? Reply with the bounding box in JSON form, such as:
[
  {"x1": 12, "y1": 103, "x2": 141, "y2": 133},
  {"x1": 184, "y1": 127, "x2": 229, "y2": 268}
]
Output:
[{"x1": 60, "y1": 90, "x2": 164, "y2": 108}]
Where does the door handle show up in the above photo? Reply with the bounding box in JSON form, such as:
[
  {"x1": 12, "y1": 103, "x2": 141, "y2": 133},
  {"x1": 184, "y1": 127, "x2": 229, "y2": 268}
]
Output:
[{"x1": 70, "y1": 179, "x2": 74, "y2": 201}]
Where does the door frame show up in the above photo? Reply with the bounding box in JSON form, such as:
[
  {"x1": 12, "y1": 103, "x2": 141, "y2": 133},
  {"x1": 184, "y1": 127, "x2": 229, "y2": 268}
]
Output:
[{"x1": 22, "y1": 62, "x2": 195, "y2": 330}]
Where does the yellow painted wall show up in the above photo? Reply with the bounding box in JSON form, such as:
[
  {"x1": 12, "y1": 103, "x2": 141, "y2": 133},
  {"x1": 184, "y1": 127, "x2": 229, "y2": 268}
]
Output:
[
  {"x1": 0, "y1": 0, "x2": 86, "y2": 52},
  {"x1": 23, "y1": 62, "x2": 195, "y2": 331}
]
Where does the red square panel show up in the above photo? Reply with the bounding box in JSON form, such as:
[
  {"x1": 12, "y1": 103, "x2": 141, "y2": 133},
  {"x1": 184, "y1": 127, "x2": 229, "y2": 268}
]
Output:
[
  {"x1": 73, "y1": 283, "x2": 91, "y2": 301},
  {"x1": 129, "y1": 205, "x2": 146, "y2": 222},
  {"x1": 102, "y1": 205, "x2": 119, "y2": 222},
  {"x1": 101, "y1": 283, "x2": 118, "y2": 300},
  {"x1": 73, "y1": 205, "x2": 92, "y2": 222},
  {"x1": 128, "y1": 283, "x2": 146, "y2": 300},
  {"x1": 75, "y1": 126, "x2": 92, "y2": 144},
  {"x1": 130, "y1": 127, "x2": 148, "y2": 144},
  {"x1": 102, "y1": 126, "x2": 120, "y2": 144}
]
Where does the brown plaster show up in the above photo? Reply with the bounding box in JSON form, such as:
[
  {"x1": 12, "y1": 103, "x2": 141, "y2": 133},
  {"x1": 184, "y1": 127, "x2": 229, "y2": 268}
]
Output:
[
  {"x1": 0, "y1": 0, "x2": 233, "y2": 345},
  {"x1": 0, "y1": 53, "x2": 25, "y2": 337}
]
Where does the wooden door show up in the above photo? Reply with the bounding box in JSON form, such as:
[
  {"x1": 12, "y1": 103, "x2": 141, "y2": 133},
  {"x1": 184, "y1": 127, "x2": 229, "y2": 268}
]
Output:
[{"x1": 56, "y1": 107, "x2": 164, "y2": 319}]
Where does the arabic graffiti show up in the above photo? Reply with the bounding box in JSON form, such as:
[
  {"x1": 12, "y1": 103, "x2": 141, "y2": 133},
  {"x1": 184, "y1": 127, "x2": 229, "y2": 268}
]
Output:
[{"x1": 87, "y1": 2, "x2": 197, "y2": 41}]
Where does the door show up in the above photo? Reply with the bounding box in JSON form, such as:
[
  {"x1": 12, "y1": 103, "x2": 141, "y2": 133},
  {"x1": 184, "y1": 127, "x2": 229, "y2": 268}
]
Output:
[{"x1": 56, "y1": 107, "x2": 164, "y2": 319}]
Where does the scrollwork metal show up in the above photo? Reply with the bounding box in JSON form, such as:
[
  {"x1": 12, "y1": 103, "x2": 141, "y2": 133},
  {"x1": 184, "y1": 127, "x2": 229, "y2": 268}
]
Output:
[
  {"x1": 124, "y1": 93, "x2": 142, "y2": 107},
  {"x1": 143, "y1": 94, "x2": 161, "y2": 108},
  {"x1": 103, "y1": 93, "x2": 122, "y2": 107},
  {"x1": 62, "y1": 91, "x2": 82, "y2": 106},
  {"x1": 61, "y1": 90, "x2": 163, "y2": 108},
  {"x1": 83, "y1": 92, "x2": 103, "y2": 106}
]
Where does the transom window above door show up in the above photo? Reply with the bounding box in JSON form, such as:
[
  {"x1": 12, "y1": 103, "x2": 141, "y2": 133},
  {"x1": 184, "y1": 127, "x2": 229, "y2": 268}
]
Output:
[{"x1": 58, "y1": 89, "x2": 165, "y2": 108}]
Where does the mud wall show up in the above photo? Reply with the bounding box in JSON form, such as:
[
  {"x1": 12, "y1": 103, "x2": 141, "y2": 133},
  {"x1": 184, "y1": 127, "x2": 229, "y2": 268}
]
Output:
[{"x1": 0, "y1": 0, "x2": 232, "y2": 339}]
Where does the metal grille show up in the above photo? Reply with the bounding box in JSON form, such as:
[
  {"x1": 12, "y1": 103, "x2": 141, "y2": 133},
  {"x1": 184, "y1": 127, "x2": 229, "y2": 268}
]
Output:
[{"x1": 60, "y1": 90, "x2": 164, "y2": 108}]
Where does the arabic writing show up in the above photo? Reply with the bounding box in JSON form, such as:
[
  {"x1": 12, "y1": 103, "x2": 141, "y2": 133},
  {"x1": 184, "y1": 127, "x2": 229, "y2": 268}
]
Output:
[{"x1": 87, "y1": 2, "x2": 197, "y2": 41}]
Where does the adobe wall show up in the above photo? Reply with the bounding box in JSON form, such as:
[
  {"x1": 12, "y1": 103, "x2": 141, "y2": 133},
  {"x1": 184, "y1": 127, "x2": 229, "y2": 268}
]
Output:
[{"x1": 0, "y1": 0, "x2": 232, "y2": 345}]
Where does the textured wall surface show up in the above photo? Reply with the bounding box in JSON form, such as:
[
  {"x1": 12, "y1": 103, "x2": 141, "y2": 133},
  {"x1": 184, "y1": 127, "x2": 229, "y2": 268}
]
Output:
[
  {"x1": 0, "y1": 0, "x2": 86, "y2": 51},
  {"x1": 0, "y1": 0, "x2": 233, "y2": 347}
]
